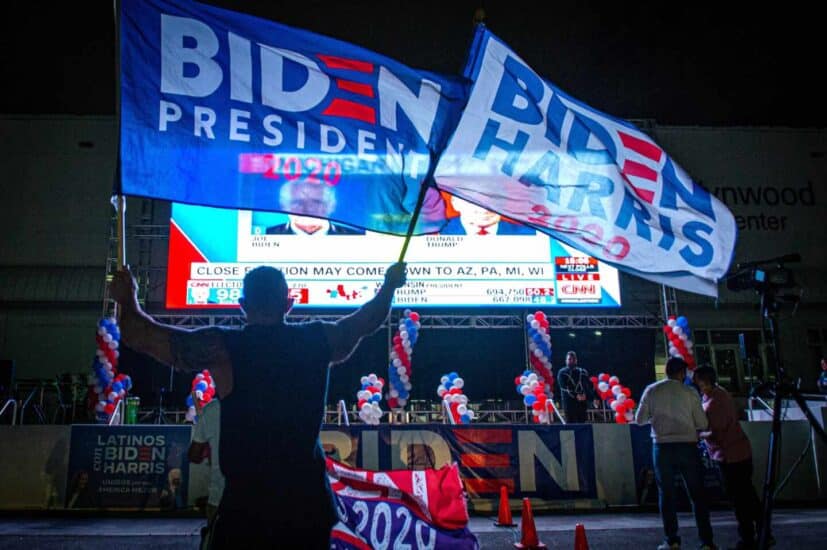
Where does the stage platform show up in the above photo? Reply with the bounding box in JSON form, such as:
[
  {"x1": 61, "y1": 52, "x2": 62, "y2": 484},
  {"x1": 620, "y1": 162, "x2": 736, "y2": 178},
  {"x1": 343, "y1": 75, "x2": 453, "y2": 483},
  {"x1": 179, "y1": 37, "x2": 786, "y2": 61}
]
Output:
[{"x1": 1, "y1": 418, "x2": 825, "y2": 513}]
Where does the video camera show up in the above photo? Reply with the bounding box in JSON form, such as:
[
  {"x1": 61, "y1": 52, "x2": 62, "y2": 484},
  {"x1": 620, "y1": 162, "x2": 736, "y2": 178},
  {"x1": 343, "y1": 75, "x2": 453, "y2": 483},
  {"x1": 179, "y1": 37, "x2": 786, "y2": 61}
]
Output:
[{"x1": 725, "y1": 254, "x2": 799, "y2": 293}]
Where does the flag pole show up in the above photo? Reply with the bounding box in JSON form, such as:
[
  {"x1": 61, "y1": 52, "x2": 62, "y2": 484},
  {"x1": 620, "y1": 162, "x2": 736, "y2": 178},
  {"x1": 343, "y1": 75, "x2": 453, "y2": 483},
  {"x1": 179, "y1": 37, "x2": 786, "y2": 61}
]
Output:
[
  {"x1": 398, "y1": 9, "x2": 484, "y2": 262},
  {"x1": 112, "y1": 0, "x2": 126, "y2": 317},
  {"x1": 397, "y1": 151, "x2": 440, "y2": 262}
]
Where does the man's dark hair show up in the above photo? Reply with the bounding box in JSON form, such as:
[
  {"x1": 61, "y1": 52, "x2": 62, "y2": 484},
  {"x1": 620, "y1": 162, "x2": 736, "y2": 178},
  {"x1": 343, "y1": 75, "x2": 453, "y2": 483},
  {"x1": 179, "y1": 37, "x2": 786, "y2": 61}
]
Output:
[
  {"x1": 242, "y1": 266, "x2": 288, "y2": 312},
  {"x1": 566, "y1": 351, "x2": 576, "y2": 358},
  {"x1": 693, "y1": 365, "x2": 717, "y2": 385},
  {"x1": 665, "y1": 357, "x2": 688, "y2": 378}
]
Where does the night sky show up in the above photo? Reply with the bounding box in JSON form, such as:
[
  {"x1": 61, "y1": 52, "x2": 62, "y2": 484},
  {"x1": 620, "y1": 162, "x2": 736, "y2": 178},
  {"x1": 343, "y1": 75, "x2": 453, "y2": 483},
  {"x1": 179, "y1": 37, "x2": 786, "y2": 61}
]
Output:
[{"x1": 1, "y1": 0, "x2": 823, "y2": 127}]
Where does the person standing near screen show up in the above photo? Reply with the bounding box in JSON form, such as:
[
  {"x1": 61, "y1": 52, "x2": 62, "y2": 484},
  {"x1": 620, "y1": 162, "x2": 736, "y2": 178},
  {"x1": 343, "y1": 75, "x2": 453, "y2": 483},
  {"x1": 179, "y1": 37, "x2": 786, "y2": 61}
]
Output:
[
  {"x1": 109, "y1": 262, "x2": 406, "y2": 549},
  {"x1": 554, "y1": 351, "x2": 596, "y2": 423}
]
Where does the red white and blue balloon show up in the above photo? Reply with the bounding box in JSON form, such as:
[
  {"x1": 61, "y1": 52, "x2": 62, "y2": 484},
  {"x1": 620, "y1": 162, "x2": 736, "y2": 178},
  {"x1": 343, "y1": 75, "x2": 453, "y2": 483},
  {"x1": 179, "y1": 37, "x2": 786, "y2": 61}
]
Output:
[
  {"x1": 514, "y1": 371, "x2": 552, "y2": 423},
  {"x1": 386, "y1": 310, "x2": 420, "y2": 409},
  {"x1": 524, "y1": 310, "x2": 554, "y2": 391},
  {"x1": 90, "y1": 318, "x2": 132, "y2": 421},
  {"x1": 590, "y1": 373, "x2": 635, "y2": 424},
  {"x1": 357, "y1": 374, "x2": 384, "y2": 425},
  {"x1": 185, "y1": 370, "x2": 216, "y2": 422},
  {"x1": 437, "y1": 372, "x2": 475, "y2": 424},
  {"x1": 664, "y1": 315, "x2": 696, "y2": 371}
]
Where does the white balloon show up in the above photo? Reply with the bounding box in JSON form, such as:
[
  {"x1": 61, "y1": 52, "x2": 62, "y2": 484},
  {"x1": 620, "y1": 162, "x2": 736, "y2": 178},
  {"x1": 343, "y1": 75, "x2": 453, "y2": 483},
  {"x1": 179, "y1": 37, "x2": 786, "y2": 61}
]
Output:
[
  {"x1": 528, "y1": 373, "x2": 538, "y2": 381},
  {"x1": 458, "y1": 394, "x2": 468, "y2": 404},
  {"x1": 397, "y1": 366, "x2": 406, "y2": 375},
  {"x1": 440, "y1": 376, "x2": 449, "y2": 384},
  {"x1": 521, "y1": 385, "x2": 532, "y2": 396},
  {"x1": 397, "y1": 398, "x2": 407, "y2": 406},
  {"x1": 528, "y1": 342, "x2": 537, "y2": 351},
  {"x1": 437, "y1": 386, "x2": 446, "y2": 397},
  {"x1": 612, "y1": 385, "x2": 623, "y2": 396},
  {"x1": 360, "y1": 376, "x2": 369, "y2": 384},
  {"x1": 519, "y1": 376, "x2": 528, "y2": 385},
  {"x1": 672, "y1": 326, "x2": 682, "y2": 335},
  {"x1": 457, "y1": 404, "x2": 468, "y2": 415},
  {"x1": 530, "y1": 320, "x2": 540, "y2": 329},
  {"x1": 667, "y1": 319, "x2": 676, "y2": 327},
  {"x1": 400, "y1": 374, "x2": 409, "y2": 383},
  {"x1": 368, "y1": 374, "x2": 378, "y2": 383},
  {"x1": 617, "y1": 393, "x2": 627, "y2": 402},
  {"x1": 466, "y1": 409, "x2": 475, "y2": 420},
  {"x1": 526, "y1": 314, "x2": 535, "y2": 323},
  {"x1": 390, "y1": 389, "x2": 399, "y2": 398},
  {"x1": 533, "y1": 349, "x2": 543, "y2": 357},
  {"x1": 403, "y1": 382, "x2": 412, "y2": 391},
  {"x1": 598, "y1": 382, "x2": 609, "y2": 392},
  {"x1": 610, "y1": 400, "x2": 619, "y2": 411},
  {"x1": 453, "y1": 378, "x2": 464, "y2": 389}
]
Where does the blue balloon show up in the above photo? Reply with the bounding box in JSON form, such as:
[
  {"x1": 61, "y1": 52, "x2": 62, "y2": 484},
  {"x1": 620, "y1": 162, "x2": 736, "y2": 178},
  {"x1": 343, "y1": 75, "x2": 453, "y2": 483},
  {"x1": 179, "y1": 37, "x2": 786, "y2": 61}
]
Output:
[
  {"x1": 448, "y1": 372, "x2": 458, "y2": 380},
  {"x1": 186, "y1": 395, "x2": 194, "y2": 407},
  {"x1": 516, "y1": 384, "x2": 524, "y2": 396},
  {"x1": 523, "y1": 370, "x2": 532, "y2": 377},
  {"x1": 460, "y1": 413, "x2": 471, "y2": 424},
  {"x1": 371, "y1": 393, "x2": 381, "y2": 402},
  {"x1": 444, "y1": 382, "x2": 453, "y2": 391},
  {"x1": 525, "y1": 394, "x2": 537, "y2": 406},
  {"x1": 195, "y1": 381, "x2": 208, "y2": 392},
  {"x1": 677, "y1": 316, "x2": 689, "y2": 327},
  {"x1": 112, "y1": 382, "x2": 123, "y2": 392}
]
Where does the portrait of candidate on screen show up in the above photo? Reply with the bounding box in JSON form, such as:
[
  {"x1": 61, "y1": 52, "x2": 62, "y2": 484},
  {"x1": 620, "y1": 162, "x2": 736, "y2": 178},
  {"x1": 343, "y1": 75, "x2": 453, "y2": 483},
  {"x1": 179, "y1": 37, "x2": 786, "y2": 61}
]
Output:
[
  {"x1": 251, "y1": 178, "x2": 364, "y2": 236},
  {"x1": 438, "y1": 194, "x2": 536, "y2": 236}
]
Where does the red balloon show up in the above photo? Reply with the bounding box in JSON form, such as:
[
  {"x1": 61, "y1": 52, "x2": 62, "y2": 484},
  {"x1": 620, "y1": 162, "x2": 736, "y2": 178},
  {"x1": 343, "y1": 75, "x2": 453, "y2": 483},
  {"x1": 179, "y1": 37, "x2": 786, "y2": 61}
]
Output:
[
  {"x1": 590, "y1": 376, "x2": 598, "y2": 385},
  {"x1": 357, "y1": 399, "x2": 366, "y2": 408},
  {"x1": 615, "y1": 413, "x2": 628, "y2": 424},
  {"x1": 532, "y1": 401, "x2": 544, "y2": 411},
  {"x1": 622, "y1": 387, "x2": 632, "y2": 397},
  {"x1": 392, "y1": 335, "x2": 402, "y2": 344},
  {"x1": 409, "y1": 312, "x2": 420, "y2": 322},
  {"x1": 625, "y1": 399, "x2": 636, "y2": 409},
  {"x1": 104, "y1": 403, "x2": 116, "y2": 415},
  {"x1": 514, "y1": 376, "x2": 523, "y2": 386},
  {"x1": 599, "y1": 373, "x2": 610, "y2": 382}
]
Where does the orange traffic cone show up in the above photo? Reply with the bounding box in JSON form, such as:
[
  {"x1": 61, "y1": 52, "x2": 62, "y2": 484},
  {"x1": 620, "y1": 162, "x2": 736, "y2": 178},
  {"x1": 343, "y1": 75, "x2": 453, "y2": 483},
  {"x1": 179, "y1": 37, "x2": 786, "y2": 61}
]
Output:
[
  {"x1": 514, "y1": 498, "x2": 547, "y2": 549},
  {"x1": 574, "y1": 523, "x2": 589, "y2": 550},
  {"x1": 494, "y1": 485, "x2": 515, "y2": 527}
]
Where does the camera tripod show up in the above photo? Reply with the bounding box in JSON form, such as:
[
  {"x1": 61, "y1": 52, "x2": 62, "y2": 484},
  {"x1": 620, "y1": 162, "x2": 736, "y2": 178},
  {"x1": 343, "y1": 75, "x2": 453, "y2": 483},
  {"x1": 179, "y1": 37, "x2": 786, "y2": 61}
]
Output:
[{"x1": 752, "y1": 271, "x2": 827, "y2": 549}]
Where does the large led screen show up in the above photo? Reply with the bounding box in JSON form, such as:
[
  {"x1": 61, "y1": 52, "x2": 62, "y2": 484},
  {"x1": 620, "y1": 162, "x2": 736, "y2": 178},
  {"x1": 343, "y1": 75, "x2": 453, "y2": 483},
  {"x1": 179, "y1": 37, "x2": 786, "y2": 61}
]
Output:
[{"x1": 166, "y1": 203, "x2": 621, "y2": 309}]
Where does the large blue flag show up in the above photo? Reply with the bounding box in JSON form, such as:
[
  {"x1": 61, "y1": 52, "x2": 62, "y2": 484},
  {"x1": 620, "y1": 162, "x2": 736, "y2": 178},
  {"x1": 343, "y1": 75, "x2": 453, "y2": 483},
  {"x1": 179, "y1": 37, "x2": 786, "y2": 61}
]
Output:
[
  {"x1": 119, "y1": 0, "x2": 466, "y2": 234},
  {"x1": 435, "y1": 26, "x2": 737, "y2": 296}
]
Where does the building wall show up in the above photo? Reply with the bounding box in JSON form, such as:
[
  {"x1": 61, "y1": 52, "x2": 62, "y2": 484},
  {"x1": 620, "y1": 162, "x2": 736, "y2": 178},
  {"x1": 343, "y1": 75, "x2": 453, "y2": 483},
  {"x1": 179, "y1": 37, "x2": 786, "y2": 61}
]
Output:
[{"x1": 0, "y1": 116, "x2": 825, "y2": 395}]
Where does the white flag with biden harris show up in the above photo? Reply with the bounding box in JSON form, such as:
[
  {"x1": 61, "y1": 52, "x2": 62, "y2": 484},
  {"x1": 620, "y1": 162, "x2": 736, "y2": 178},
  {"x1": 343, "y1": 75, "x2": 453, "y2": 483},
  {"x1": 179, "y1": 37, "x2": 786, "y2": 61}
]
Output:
[{"x1": 435, "y1": 27, "x2": 737, "y2": 297}]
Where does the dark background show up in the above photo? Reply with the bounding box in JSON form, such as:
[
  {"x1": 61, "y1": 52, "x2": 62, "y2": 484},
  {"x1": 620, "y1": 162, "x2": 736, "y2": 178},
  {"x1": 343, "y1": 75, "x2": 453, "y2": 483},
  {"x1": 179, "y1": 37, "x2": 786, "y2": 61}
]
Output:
[
  {"x1": 121, "y1": 328, "x2": 655, "y2": 408},
  {"x1": 1, "y1": 0, "x2": 823, "y2": 127}
]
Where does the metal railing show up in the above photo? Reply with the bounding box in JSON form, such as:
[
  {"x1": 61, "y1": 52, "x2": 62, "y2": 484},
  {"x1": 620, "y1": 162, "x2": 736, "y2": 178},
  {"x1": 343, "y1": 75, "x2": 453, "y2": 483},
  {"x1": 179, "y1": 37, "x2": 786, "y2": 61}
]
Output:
[{"x1": 0, "y1": 398, "x2": 18, "y2": 425}]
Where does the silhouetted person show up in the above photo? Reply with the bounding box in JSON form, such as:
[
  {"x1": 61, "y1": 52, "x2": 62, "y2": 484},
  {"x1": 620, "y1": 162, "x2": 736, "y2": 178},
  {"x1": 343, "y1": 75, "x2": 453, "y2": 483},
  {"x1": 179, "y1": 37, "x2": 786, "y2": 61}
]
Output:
[{"x1": 110, "y1": 262, "x2": 407, "y2": 548}]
